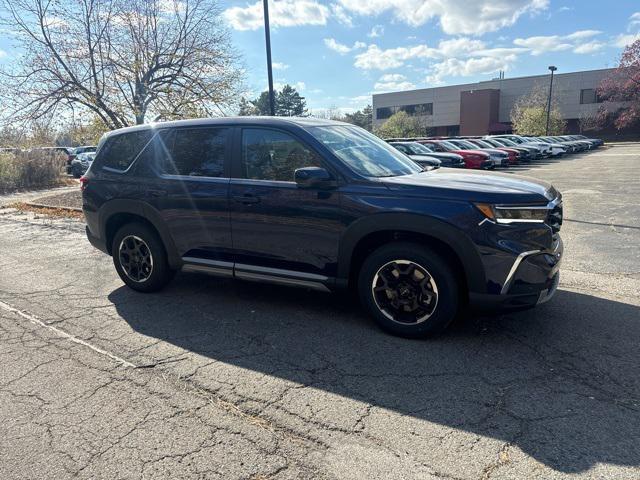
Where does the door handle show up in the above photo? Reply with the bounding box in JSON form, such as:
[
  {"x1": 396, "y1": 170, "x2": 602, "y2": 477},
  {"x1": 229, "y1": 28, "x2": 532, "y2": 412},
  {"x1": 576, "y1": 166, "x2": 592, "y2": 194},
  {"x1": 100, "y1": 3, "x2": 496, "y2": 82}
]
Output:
[
  {"x1": 233, "y1": 194, "x2": 261, "y2": 205},
  {"x1": 148, "y1": 189, "x2": 167, "y2": 197}
]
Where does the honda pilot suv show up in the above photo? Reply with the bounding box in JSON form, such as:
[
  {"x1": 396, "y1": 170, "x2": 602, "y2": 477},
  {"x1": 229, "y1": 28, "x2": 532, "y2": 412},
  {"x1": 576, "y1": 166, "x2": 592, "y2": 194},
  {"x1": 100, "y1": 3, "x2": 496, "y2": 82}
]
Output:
[{"x1": 83, "y1": 117, "x2": 563, "y2": 338}]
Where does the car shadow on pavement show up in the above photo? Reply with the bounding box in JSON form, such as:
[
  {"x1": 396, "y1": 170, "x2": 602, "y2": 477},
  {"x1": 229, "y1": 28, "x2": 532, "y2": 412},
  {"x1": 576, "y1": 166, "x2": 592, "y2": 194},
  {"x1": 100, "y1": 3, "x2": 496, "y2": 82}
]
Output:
[{"x1": 109, "y1": 274, "x2": 640, "y2": 474}]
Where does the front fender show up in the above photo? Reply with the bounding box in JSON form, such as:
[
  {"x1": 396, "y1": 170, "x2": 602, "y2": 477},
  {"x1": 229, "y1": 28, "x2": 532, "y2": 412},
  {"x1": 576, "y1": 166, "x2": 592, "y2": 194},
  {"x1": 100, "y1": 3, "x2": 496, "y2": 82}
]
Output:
[{"x1": 337, "y1": 212, "x2": 486, "y2": 294}]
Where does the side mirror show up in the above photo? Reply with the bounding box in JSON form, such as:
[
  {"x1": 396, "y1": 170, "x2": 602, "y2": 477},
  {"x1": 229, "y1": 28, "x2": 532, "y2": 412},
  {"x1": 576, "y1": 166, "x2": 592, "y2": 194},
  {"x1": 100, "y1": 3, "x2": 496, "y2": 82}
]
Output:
[{"x1": 294, "y1": 167, "x2": 336, "y2": 189}]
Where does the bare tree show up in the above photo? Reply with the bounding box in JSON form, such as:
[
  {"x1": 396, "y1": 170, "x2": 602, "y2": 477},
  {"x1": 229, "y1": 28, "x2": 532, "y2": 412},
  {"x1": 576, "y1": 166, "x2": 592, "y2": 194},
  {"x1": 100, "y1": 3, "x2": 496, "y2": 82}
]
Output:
[{"x1": 0, "y1": 0, "x2": 243, "y2": 129}]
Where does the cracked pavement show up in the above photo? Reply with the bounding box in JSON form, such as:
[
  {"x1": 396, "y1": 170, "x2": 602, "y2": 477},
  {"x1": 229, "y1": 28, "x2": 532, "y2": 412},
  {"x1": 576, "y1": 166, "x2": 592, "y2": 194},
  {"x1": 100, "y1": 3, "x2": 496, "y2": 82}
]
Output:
[{"x1": 1, "y1": 145, "x2": 639, "y2": 479}]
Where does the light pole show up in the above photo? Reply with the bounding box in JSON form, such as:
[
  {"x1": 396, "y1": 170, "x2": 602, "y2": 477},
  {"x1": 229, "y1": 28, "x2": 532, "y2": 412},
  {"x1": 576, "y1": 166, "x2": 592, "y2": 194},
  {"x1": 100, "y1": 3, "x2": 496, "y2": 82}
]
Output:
[
  {"x1": 545, "y1": 65, "x2": 557, "y2": 135},
  {"x1": 263, "y1": 0, "x2": 275, "y2": 116}
]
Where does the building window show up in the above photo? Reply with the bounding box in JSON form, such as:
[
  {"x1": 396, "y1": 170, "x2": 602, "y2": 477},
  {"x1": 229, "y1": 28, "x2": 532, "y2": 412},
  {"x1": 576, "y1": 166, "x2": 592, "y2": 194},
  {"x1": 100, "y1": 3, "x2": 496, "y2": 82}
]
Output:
[
  {"x1": 580, "y1": 89, "x2": 600, "y2": 104},
  {"x1": 376, "y1": 107, "x2": 395, "y2": 120},
  {"x1": 446, "y1": 125, "x2": 460, "y2": 136},
  {"x1": 377, "y1": 103, "x2": 433, "y2": 120},
  {"x1": 399, "y1": 103, "x2": 433, "y2": 116}
]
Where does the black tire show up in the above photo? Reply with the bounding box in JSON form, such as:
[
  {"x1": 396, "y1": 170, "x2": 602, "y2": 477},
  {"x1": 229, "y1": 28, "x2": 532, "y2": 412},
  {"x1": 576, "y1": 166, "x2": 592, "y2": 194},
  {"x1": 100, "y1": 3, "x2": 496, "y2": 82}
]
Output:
[
  {"x1": 111, "y1": 222, "x2": 175, "y2": 293},
  {"x1": 72, "y1": 168, "x2": 81, "y2": 179},
  {"x1": 357, "y1": 242, "x2": 459, "y2": 338}
]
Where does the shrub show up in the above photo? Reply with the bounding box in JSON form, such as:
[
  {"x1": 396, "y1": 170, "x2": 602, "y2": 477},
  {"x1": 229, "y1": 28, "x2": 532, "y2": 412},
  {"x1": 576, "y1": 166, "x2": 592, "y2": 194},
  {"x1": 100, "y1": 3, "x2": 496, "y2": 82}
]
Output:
[{"x1": 0, "y1": 150, "x2": 67, "y2": 193}]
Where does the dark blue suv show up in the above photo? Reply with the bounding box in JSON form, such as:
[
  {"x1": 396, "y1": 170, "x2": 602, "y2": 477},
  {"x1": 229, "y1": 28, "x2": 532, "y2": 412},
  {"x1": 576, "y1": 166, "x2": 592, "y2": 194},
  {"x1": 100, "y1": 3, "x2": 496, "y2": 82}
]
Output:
[{"x1": 82, "y1": 117, "x2": 563, "y2": 338}]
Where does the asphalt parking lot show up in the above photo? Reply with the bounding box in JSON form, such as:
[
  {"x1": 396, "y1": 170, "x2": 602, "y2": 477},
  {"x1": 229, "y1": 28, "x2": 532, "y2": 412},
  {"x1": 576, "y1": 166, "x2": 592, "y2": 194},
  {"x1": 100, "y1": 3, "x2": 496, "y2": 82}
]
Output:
[{"x1": 0, "y1": 144, "x2": 639, "y2": 479}]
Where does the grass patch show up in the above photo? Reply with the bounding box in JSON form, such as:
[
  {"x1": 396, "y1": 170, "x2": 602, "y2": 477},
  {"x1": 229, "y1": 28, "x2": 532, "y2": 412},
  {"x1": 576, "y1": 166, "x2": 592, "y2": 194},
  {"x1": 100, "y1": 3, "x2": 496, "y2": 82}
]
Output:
[{"x1": 0, "y1": 151, "x2": 68, "y2": 193}]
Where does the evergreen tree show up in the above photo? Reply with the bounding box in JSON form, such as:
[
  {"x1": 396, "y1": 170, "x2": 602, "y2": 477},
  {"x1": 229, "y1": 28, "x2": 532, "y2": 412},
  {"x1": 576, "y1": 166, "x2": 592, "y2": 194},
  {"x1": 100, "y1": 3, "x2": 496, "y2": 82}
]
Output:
[
  {"x1": 238, "y1": 97, "x2": 257, "y2": 116},
  {"x1": 344, "y1": 105, "x2": 373, "y2": 131},
  {"x1": 276, "y1": 85, "x2": 307, "y2": 117},
  {"x1": 251, "y1": 92, "x2": 273, "y2": 116}
]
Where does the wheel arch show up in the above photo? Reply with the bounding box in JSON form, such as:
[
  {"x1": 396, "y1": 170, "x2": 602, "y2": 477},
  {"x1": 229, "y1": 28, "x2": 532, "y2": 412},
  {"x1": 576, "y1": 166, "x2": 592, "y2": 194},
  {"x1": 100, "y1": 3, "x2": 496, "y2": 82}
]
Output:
[
  {"x1": 99, "y1": 200, "x2": 181, "y2": 269},
  {"x1": 338, "y1": 213, "x2": 486, "y2": 296}
]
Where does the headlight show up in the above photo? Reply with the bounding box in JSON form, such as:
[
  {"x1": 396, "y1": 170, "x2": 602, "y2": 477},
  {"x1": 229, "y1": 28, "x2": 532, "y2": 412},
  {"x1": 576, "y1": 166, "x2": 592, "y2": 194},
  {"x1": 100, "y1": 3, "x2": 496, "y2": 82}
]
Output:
[{"x1": 475, "y1": 203, "x2": 548, "y2": 224}]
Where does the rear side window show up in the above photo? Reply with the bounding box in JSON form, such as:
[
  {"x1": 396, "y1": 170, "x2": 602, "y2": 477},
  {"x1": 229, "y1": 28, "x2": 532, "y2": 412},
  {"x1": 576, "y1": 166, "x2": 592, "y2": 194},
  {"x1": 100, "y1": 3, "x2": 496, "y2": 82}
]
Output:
[
  {"x1": 157, "y1": 128, "x2": 228, "y2": 177},
  {"x1": 242, "y1": 128, "x2": 321, "y2": 182},
  {"x1": 100, "y1": 131, "x2": 153, "y2": 171}
]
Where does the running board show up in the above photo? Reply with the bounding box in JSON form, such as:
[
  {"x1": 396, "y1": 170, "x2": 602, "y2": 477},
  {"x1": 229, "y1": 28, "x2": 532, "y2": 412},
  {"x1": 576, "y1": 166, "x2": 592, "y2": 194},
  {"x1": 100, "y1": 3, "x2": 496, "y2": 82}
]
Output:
[{"x1": 181, "y1": 257, "x2": 331, "y2": 292}]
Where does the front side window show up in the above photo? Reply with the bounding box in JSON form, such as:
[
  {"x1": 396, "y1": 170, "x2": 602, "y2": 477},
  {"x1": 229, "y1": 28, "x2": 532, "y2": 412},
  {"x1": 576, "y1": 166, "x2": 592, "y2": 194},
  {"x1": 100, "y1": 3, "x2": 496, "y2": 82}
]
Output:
[
  {"x1": 309, "y1": 125, "x2": 421, "y2": 178},
  {"x1": 158, "y1": 127, "x2": 228, "y2": 177},
  {"x1": 100, "y1": 130, "x2": 153, "y2": 171},
  {"x1": 242, "y1": 128, "x2": 321, "y2": 182}
]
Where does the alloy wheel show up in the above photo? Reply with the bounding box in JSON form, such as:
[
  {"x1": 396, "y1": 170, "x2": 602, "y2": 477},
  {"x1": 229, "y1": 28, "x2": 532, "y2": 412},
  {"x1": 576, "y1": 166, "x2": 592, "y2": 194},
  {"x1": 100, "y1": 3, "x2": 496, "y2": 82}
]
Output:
[
  {"x1": 118, "y1": 235, "x2": 154, "y2": 283},
  {"x1": 371, "y1": 260, "x2": 438, "y2": 324}
]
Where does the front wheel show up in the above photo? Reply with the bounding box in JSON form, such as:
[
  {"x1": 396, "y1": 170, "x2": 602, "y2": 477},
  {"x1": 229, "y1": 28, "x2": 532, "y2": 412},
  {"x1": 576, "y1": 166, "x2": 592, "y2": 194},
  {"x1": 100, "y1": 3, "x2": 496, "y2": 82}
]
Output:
[
  {"x1": 358, "y1": 242, "x2": 459, "y2": 338},
  {"x1": 111, "y1": 222, "x2": 175, "y2": 293}
]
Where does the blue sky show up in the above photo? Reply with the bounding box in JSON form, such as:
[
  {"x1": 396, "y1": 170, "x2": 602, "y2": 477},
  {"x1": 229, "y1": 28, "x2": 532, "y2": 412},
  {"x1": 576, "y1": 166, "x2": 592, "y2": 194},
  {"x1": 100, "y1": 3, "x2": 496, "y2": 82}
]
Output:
[{"x1": 1, "y1": 0, "x2": 639, "y2": 115}]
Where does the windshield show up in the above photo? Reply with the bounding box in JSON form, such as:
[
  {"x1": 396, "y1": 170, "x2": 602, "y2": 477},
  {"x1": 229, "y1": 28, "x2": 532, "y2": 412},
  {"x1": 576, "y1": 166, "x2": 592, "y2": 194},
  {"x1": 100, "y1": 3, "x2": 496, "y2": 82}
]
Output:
[
  {"x1": 495, "y1": 138, "x2": 517, "y2": 147},
  {"x1": 474, "y1": 140, "x2": 494, "y2": 148},
  {"x1": 436, "y1": 140, "x2": 461, "y2": 151},
  {"x1": 405, "y1": 142, "x2": 433, "y2": 155},
  {"x1": 309, "y1": 126, "x2": 422, "y2": 177},
  {"x1": 418, "y1": 143, "x2": 436, "y2": 152},
  {"x1": 449, "y1": 139, "x2": 478, "y2": 150}
]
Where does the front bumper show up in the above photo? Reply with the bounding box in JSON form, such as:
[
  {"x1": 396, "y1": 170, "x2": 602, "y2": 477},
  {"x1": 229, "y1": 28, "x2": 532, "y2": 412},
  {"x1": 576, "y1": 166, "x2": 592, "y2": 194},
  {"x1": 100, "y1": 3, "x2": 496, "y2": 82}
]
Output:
[
  {"x1": 470, "y1": 236, "x2": 563, "y2": 311},
  {"x1": 470, "y1": 272, "x2": 559, "y2": 310}
]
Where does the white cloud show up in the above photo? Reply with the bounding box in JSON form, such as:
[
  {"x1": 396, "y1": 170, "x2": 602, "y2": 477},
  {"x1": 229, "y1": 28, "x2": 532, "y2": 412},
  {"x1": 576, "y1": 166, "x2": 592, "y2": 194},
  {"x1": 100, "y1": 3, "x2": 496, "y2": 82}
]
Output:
[
  {"x1": 513, "y1": 36, "x2": 572, "y2": 55},
  {"x1": 0, "y1": 50, "x2": 6, "y2": 59},
  {"x1": 337, "y1": 0, "x2": 549, "y2": 35},
  {"x1": 223, "y1": 0, "x2": 329, "y2": 30},
  {"x1": 350, "y1": 95, "x2": 372, "y2": 104},
  {"x1": 612, "y1": 13, "x2": 640, "y2": 48},
  {"x1": 353, "y1": 38, "x2": 525, "y2": 70},
  {"x1": 374, "y1": 73, "x2": 415, "y2": 92},
  {"x1": 573, "y1": 42, "x2": 604, "y2": 54},
  {"x1": 514, "y1": 30, "x2": 602, "y2": 55},
  {"x1": 354, "y1": 44, "x2": 436, "y2": 70},
  {"x1": 273, "y1": 81, "x2": 306, "y2": 92},
  {"x1": 613, "y1": 33, "x2": 640, "y2": 48},
  {"x1": 272, "y1": 62, "x2": 289, "y2": 70},
  {"x1": 368, "y1": 25, "x2": 384, "y2": 38},
  {"x1": 324, "y1": 38, "x2": 366, "y2": 54},
  {"x1": 427, "y1": 55, "x2": 516, "y2": 84},
  {"x1": 565, "y1": 30, "x2": 602, "y2": 40},
  {"x1": 331, "y1": 3, "x2": 353, "y2": 26}
]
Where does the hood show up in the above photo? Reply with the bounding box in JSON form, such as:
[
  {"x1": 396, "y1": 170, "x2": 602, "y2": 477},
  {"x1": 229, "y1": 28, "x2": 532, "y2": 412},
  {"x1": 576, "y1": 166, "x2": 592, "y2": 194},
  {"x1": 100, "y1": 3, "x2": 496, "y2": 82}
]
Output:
[{"x1": 381, "y1": 168, "x2": 557, "y2": 204}]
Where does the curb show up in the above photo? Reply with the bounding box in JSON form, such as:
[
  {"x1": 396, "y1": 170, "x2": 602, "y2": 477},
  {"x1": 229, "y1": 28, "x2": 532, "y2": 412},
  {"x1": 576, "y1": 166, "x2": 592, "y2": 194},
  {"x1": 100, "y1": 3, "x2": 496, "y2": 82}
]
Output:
[{"x1": 24, "y1": 202, "x2": 83, "y2": 213}]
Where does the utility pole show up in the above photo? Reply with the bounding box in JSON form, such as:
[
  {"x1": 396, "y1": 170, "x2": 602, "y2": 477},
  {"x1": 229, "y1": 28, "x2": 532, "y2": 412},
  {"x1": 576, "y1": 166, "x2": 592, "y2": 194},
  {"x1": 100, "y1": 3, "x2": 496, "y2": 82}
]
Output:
[
  {"x1": 263, "y1": 0, "x2": 275, "y2": 116},
  {"x1": 545, "y1": 65, "x2": 557, "y2": 135}
]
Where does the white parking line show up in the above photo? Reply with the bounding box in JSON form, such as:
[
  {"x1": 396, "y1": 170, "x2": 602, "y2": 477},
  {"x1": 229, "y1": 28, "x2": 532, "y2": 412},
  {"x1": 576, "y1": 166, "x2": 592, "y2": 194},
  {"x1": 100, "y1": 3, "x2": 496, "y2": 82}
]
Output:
[{"x1": 0, "y1": 300, "x2": 136, "y2": 368}]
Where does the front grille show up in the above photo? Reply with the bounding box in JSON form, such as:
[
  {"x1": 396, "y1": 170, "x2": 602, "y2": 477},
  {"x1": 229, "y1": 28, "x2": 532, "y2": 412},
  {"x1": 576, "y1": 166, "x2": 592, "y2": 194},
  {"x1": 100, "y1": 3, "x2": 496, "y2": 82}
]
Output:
[{"x1": 547, "y1": 201, "x2": 563, "y2": 234}]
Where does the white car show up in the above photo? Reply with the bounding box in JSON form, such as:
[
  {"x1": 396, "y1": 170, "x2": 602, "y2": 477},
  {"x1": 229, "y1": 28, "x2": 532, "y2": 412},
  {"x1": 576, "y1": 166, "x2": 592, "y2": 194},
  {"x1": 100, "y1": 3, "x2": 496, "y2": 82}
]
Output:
[{"x1": 521, "y1": 137, "x2": 567, "y2": 156}]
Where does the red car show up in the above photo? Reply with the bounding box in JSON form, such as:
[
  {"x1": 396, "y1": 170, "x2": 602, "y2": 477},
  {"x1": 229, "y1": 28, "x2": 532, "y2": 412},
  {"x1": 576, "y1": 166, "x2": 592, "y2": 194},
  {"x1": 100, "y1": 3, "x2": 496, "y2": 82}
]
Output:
[
  {"x1": 419, "y1": 140, "x2": 493, "y2": 169},
  {"x1": 464, "y1": 138, "x2": 520, "y2": 166}
]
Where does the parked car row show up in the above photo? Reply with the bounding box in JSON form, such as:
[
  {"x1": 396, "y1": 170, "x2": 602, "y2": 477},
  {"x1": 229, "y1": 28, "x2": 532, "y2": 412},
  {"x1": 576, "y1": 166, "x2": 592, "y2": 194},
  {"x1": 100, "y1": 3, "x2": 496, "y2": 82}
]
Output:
[{"x1": 385, "y1": 134, "x2": 603, "y2": 170}]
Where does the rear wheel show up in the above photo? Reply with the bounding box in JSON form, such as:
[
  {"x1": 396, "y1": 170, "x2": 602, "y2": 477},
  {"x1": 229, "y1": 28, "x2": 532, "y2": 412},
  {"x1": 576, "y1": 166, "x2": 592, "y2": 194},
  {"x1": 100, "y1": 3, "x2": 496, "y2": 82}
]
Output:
[
  {"x1": 358, "y1": 242, "x2": 459, "y2": 338},
  {"x1": 112, "y1": 223, "x2": 175, "y2": 292}
]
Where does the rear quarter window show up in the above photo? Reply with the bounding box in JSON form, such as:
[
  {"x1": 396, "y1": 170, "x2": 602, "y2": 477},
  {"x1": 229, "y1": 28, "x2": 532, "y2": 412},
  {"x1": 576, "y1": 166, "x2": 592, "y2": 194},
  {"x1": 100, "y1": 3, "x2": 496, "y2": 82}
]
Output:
[{"x1": 97, "y1": 130, "x2": 153, "y2": 171}]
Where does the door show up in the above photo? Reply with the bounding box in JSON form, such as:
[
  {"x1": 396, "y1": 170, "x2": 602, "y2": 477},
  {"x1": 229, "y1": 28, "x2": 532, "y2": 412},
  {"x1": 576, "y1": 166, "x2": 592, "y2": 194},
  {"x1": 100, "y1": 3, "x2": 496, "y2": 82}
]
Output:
[
  {"x1": 143, "y1": 126, "x2": 233, "y2": 264},
  {"x1": 229, "y1": 127, "x2": 345, "y2": 280}
]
